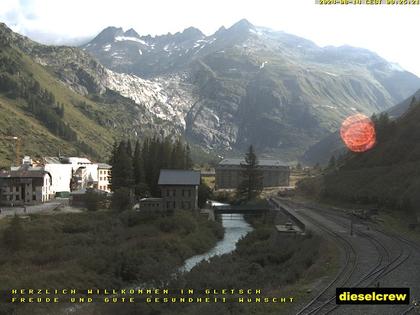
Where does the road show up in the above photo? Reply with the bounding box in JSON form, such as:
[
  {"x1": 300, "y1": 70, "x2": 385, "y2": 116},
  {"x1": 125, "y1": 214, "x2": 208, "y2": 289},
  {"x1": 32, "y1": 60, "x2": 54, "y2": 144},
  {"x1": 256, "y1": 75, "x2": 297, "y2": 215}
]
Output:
[
  {"x1": 0, "y1": 201, "x2": 63, "y2": 219},
  {"x1": 270, "y1": 197, "x2": 420, "y2": 315}
]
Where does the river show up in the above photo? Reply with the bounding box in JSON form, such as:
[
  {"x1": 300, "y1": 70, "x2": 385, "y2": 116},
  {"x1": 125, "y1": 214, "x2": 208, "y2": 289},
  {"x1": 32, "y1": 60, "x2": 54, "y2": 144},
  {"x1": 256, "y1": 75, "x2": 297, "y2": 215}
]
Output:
[{"x1": 179, "y1": 203, "x2": 254, "y2": 273}]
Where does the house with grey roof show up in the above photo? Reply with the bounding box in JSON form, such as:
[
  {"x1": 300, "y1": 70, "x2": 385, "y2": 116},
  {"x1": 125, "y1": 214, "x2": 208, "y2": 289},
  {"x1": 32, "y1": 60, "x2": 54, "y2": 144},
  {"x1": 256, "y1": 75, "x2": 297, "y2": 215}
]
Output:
[
  {"x1": 139, "y1": 169, "x2": 201, "y2": 212},
  {"x1": 215, "y1": 158, "x2": 290, "y2": 189},
  {"x1": 0, "y1": 164, "x2": 53, "y2": 205},
  {"x1": 158, "y1": 169, "x2": 200, "y2": 212}
]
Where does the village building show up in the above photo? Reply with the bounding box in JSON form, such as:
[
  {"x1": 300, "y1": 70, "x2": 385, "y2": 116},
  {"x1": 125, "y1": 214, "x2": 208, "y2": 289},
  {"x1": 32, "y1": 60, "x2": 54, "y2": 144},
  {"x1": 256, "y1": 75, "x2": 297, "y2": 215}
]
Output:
[
  {"x1": 97, "y1": 163, "x2": 111, "y2": 192},
  {"x1": 43, "y1": 157, "x2": 112, "y2": 194},
  {"x1": 43, "y1": 157, "x2": 73, "y2": 195},
  {"x1": 138, "y1": 198, "x2": 164, "y2": 212},
  {"x1": 138, "y1": 169, "x2": 200, "y2": 212},
  {"x1": 0, "y1": 156, "x2": 112, "y2": 205},
  {"x1": 215, "y1": 158, "x2": 290, "y2": 189},
  {"x1": 158, "y1": 169, "x2": 200, "y2": 211},
  {"x1": 0, "y1": 164, "x2": 53, "y2": 205}
]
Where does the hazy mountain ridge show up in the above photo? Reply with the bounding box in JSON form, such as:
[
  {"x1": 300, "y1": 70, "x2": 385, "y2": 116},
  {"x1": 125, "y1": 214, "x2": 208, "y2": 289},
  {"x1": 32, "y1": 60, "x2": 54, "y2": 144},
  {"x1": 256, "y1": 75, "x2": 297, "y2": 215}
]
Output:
[
  {"x1": 82, "y1": 19, "x2": 420, "y2": 159},
  {"x1": 1, "y1": 19, "x2": 420, "y2": 162}
]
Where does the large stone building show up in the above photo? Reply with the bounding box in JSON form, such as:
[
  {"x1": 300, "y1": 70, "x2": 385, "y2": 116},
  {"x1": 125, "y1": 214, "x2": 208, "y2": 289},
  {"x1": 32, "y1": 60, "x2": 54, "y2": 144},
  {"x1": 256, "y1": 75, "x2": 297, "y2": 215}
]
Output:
[
  {"x1": 0, "y1": 165, "x2": 53, "y2": 205},
  {"x1": 215, "y1": 158, "x2": 290, "y2": 189}
]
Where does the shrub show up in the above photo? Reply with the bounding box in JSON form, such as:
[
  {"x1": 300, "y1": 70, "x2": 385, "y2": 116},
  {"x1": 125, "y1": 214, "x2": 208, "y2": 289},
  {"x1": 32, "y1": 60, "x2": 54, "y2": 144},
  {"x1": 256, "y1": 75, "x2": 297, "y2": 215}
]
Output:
[
  {"x1": 3, "y1": 215, "x2": 24, "y2": 251},
  {"x1": 85, "y1": 189, "x2": 103, "y2": 211},
  {"x1": 111, "y1": 187, "x2": 133, "y2": 211}
]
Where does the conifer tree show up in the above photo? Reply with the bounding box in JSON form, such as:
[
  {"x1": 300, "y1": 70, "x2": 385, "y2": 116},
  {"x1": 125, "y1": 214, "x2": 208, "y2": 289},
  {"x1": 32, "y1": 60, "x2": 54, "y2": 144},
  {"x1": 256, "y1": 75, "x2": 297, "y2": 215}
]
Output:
[
  {"x1": 133, "y1": 140, "x2": 144, "y2": 185},
  {"x1": 185, "y1": 145, "x2": 193, "y2": 169},
  {"x1": 237, "y1": 145, "x2": 263, "y2": 201}
]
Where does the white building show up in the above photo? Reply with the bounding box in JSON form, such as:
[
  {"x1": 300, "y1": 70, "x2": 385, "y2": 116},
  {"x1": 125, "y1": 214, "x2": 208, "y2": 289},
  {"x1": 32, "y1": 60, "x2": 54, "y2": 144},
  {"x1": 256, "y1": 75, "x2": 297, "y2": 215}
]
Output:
[
  {"x1": 97, "y1": 163, "x2": 111, "y2": 192},
  {"x1": 43, "y1": 157, "x2": 109, "y2": 194},
  {"x1": 43, "y1": 159, "x2": 73, "y2": 194}
]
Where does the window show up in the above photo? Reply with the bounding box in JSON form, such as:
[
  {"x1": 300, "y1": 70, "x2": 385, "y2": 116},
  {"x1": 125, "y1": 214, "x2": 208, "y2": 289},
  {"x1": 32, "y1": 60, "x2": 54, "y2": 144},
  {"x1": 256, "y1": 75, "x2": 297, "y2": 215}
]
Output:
[
  {"x1": 173, "y1": 190, "x2": 176, "y2": 197},
  {"x1": 173, "y1": 201, "x2": 176, "y2": 209},
  {"x1": 166, "y1": 190, "x2": 169, "y2": 197},
  {"x1": 166, "y1": 201, "x2": 171, "y2": 209},
  {"x1": 182, "y1": 190, "x2": 185, "y2": 197},
  {"x1": 188, "y1": 190, "x2": 191, "y2": 197}
]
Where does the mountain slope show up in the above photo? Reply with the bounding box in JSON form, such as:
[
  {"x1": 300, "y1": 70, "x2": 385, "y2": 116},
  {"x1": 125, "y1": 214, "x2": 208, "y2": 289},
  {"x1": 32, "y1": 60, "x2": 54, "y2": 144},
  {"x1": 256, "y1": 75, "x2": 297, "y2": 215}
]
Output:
[
  {"x1": 302, "y1": 99, "x2": 420, "y2": 219},
  {"x1": 83, "y1": 19, "x2": 420, "y2": 159},
  {"x1": 0, "y1": 23, "x2": 183, "y2": 165},
  {"x1": 387, "y1": 89, "x2": 420, "y2": 118},
  {"x1": 303, "y1": 88, "x2": 420, "y2": 165}
]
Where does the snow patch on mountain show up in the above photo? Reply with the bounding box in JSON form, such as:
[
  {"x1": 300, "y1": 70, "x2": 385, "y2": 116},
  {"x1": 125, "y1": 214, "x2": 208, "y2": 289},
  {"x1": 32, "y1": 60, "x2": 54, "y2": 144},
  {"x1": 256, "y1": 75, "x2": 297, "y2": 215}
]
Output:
[{"x1": 115, "y1": 36, "x2": 149, "y2": 45}]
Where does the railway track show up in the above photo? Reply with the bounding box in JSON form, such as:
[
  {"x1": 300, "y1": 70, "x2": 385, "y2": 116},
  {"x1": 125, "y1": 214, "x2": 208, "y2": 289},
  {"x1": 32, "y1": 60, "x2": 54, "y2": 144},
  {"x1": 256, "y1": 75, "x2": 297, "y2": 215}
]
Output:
[
  {"x1": 295, "y1": 201, "x2": 420, "y2": 315},
  {"x1": 270, "y1": 198, "x2": 418, "y2": 315}
]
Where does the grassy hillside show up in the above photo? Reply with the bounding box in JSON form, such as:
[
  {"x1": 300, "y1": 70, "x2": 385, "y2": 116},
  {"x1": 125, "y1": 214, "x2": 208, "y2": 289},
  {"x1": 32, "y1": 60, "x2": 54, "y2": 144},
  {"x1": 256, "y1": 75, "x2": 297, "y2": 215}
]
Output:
[
  {"x1": 0, "y1": 32, "x2": 169, "y2": 167},
  {"x1": 298, "y1": 101, "x2": 420, "y2": 221},
  {"x1": 0, "y1": 44, "x2": 116, "y2": 165}
]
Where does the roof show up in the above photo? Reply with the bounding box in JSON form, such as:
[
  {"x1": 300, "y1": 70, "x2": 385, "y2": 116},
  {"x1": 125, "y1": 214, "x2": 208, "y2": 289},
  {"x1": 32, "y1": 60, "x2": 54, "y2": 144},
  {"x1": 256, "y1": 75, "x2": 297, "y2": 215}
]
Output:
[
  {"x1": 44, "y1": 157, "x2": 65, "y2": 164},
  {"x1": 140, "y1": 198, "x2": 163, "y2": 202},
  {"x1": 97, "y1": 163, "x2": 112, "y2": 169},
  {"x1": 43, "y1": 156, "x2": 93, "y2": 165},
  {"x1": 219, "y1": 158, "x2": 288, "y2": 167},
  {"x1": 158, "y1": 169, "x2": 200, "y2": 186},
  {"x1": 0, "y1": 167, "x2": 49, "y2": 178}
]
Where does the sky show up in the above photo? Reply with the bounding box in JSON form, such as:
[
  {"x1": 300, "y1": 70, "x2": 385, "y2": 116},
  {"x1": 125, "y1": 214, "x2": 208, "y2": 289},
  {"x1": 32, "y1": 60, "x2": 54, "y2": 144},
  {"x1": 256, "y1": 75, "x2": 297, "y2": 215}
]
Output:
[{"x1": 1, "y1": 0, "x2": 420, "y2": 76}]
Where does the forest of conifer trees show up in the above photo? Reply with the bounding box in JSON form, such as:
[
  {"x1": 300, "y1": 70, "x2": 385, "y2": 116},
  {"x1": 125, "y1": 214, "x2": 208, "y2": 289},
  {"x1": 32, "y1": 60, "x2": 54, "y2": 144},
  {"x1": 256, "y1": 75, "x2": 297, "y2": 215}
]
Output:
[{"x1": 109, "y1": 137, "x2": 194, "y2": 209}]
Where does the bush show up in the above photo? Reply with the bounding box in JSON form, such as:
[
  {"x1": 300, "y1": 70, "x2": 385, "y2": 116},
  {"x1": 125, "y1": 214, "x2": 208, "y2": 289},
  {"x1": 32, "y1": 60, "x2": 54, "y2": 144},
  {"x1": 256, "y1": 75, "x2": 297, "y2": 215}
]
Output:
[
  {"x1": 3, "y1": 215, "x2": 24, "y2": 251},
  {"x1": 85, "y1": 189, "x2": 103, "y2": 211},
  {"x1": 111, "y1": 187, "x2": 133, "y2": 211}
]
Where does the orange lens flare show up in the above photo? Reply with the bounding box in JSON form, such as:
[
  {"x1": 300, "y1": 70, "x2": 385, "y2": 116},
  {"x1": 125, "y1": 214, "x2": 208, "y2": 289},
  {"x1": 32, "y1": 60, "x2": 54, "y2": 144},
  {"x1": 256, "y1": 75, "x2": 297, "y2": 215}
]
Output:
[{"x1": 340, "y1": 114, "x2": 376, "y2": 153}]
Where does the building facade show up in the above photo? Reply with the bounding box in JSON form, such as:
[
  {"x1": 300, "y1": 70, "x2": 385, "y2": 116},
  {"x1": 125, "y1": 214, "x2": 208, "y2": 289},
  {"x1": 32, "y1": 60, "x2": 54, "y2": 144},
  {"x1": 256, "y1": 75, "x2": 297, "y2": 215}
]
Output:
[
  {"x1": 43, "y1": 157, "x2": 112, "y2": 194},
  {"x1": 215, "y1": 158, "x2": 290, "y2": 189},
  {"x1": 97, "y1": 163, "x2": 111, "y2": 192},
  {"x1": 158, "y1": 169, "x2": 200, "y2": 211},
  {"x1": 138, "y1": 198, "x2": 164, "y2": 212},
  {"x1": 0, "y1": 165, "x2": 53, "y2": 205}
]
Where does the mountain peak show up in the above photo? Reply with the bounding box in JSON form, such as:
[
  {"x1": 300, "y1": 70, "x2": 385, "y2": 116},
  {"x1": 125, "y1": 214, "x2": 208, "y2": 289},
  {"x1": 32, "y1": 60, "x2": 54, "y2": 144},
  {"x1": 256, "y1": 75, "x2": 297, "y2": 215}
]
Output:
[
  {"x1": 90, "y1": 26, "x2": 124, "y2": 45},
  {"x1": 229, "y1": 19, "x2": 255, "y2": 31},
  {"x1": 182, "y1": 26, "x2": 204, "y2": 38},
  {"x1": 124, "y1": 28, "x2": 140, "y2": 38}
]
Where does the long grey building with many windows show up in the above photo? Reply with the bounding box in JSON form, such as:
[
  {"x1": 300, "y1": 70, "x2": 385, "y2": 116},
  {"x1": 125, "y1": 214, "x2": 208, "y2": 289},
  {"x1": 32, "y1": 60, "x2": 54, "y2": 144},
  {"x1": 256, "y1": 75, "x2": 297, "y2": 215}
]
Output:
[{"x1": 215, "y1": 158, "x2": 290, "y2": 189}]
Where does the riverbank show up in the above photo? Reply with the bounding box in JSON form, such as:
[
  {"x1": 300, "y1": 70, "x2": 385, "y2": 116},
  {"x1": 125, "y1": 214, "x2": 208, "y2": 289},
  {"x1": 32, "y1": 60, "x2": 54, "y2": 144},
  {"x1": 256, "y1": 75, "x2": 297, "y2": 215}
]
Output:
[
  {"x1": 91, "y1": 212, "x2": 327, "y2": 315},
  {"x1": 0, "y1": 209, "x2": 223, "y2": 315}
]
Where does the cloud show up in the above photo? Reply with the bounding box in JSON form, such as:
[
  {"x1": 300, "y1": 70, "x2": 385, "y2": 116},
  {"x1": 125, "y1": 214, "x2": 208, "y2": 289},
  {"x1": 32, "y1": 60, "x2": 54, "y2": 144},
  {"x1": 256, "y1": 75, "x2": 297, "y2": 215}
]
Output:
[{"x1": 0, "y1": 0, "x2": 419, "y2": 76}]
